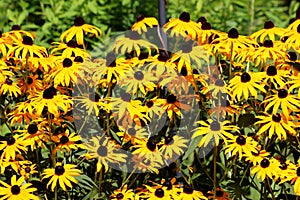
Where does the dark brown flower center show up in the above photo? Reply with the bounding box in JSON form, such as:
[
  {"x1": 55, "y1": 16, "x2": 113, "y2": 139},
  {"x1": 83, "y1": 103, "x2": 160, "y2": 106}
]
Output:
[
  {"x1": 146, "y1": 140, "x2": 156, "y2": 151},
  {"x1": 155, "y1": 188, "x2": 165, "y2": 198},
  {"x1": 158, "y1": 50, "x2": 169, "y2": 62},
  {"x1": 25, "y1": 166, "x2": 31, "y2": 173},
  {"x1": 297, "y1": 167, "x2": 300, "y2": 176},
  {"x1": 236, "y1": 136, "x2": 246, "y2": 145},
  {"x1": 63, "y1": 58, "x2": 73, "y2": 68},
  {"x1": 120, "y1": 92, "x2": 131, "y2": 102},
  {"x1": 264, "y1": 21, "x2": 274, "y2": 29},
  {"x1": 297, "y1": 24, "x2": 300, "y2": 34},
  {"x1": 116, "y1": 193, "x2": 124, "y2": 199},
  {"x1": 146, "y1": 100, "x2": 154, "y2": 108},
  {"x1": 216, "y1": 190, "x2": 224, "y2": 197},
  {"x1": 272, "y1": 114, "x2": 281, "y2": 122},
  {"x1": 7, "y1": 136, "x2": 16, "y2": 145},
  {"x1": 163, "y1": 181, "x2": 172, "y2": 190},
  {"x1": 197, "y1": 16, "x2": 207, "y2": 23},
  {"x1": 22, "y1": 36, "x2": 33, "y2": 45},
  {"x1": 28, "y1": 124, "x2": 38, "y2": 134},
  {"x1": 136, "y1": 15, "x2": 145, "y2": 22},
  {"x1": 228, "y1": 28, "x2": 239, "y2": 39},
  {"x1": 106, "y1": 52, "x2": 116, "y2": 67},
  {"x1": 263, "y1": 40, "x2": 273, "y2": 48},
  {"x1": 55, "y1": 165, "x2": 65, "y2": 175},
  {"x1": 202, "y1": 22, "x2": 212, "y2": 30},
  {"x1": 74, "y1": 56, "x2": 83, "y2": 63},
  {"x1": 251, "y1": 151, "x2": 260, "y2": 156},
  {"x1": 167, "y1": 94, "x2": 177, "y2": 104},
  {"x1": 67, "y1": 40, "x2": 78, "y2": 48},
  {"x1": 134, "y1": 71, "x2": 144, "y2": 80},
  {"x1": 97, "y1": 146, "x2": 108, "y2": 157},
  {"x1": 279, "y1": 162, "x2": 288, "y2": 170},
  {"x1": 60, "y1": 136, "x2": 69, "y2": 144},
  {"x1": 241, "y1": 72, "x2": 251, "y2": 83},
  {"x1": 89, "y1": 93, "x2": 100, "y2": 102},
  {"x1": 74, "y1": 16, "x2": 85, "y2": 26},
  {"x1": 11, "y1": 25, "x2": 21, "y2": 30},
  {"x1": 180, "y1": 67, "x2": 188, "y2": 76},
  {"x1": 215, "y1": 78, "x2": 224, "y2": 87},
  {"x1": 266, "y1": 65, "x2": 277, "y2": 76},
  {"x1": 165, "y1": 137, "x2": 174, "y2": 145},
  {"x1": 11, "y1": 185, "x2": 21, "y2": 195},
  {"x1": 278, "y1": 89, "x2": 288, "y2": 98},
  {"x1": 260, "y1": 158, "x2": 270, "y2": 168},
  {"x1": 281, "y1": 36, "x2": 288, "y2": 43},
  {"x1": 27, "y1": 77, "x2": 33, "y2": 84},
  {"x1": 5, "y1": 78, "x2": 13, "y2": 85},
  {"x1": 183, "y1": 185, "x2": 193, "y2": 194},
  {"x1": 288, "y1": 52, "x2": 297, "y2": 61},
  {"x1": 210, "y1": 121, "x2": 221, "y2": 131},
  {"x1": 138, "y1": 52, "x2": 148, "y2": 60},
  {"x1": 179, "y1": 12, "x2": 190, "y2": 22},
  {"x1": 43, "y1": 86, "x2": 57, "y2": 99}
]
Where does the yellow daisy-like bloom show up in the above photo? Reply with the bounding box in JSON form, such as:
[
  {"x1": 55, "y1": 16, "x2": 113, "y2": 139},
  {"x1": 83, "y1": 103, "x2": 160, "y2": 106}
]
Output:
[
  {"x1": 0, "y1": 134, "x2": 28, "y2": 161},
  {"x1": 208, "y1": 188, "x2": 231, "y2": 200},
  {"x1": 227, "y1": 72, "x2": 266, "y2": 101},
  {"x1": 197, "y1": 22, "x2": 220, "y2": 45},
  {"x1": 255, "y1": 113, "x2": 296, "y2": 140},
  {"x1": 110, "y1": 184, "x2": 135, "y2": 200},
  {"x1": 146, "y1": 51, "x2": 177, "y2": 76},
  {"x1": 245, "y1": 149, "x2": 270, "y2": 166},
  {"x1": 263, "y1": 88, "x2": 300, "y2": 116},
  {"x1": 250, "y1": 40, "x2": 287, "y2": 66},
  {"x1": 114, "y1": 31, "x2": 158, "y2": 56},
  {"x1": 0, "y1": 61, "x2": 14, "y2": 82},
  {"x1": 192, "y1": 119, "x2": 239, "y2": 147},
  {"x1": 159, "y1": 135, "x2": 188, "y2": 160},
  {"x1": 259, "y1": 65, "x2": 288, "y2": 89},
  {"x1": 224, "y1": 135, "x2": 258, "y2": 160},
  {"x1": 0, "y1": 159, "x2": 31, "y2": 174},
  {"x1": 17, "y1": 74, "x2": 42, "y2": 93},
  {"x1": 84, "y1": 136, "x2": 127, "y2": 173},
  {"x1": 119, "y1": 67, "x2": 157, "y2": 95},
  {"x1": 0, "y1": 31, "x2": 13, "y2": 58},
  {"x1": 250, "y1": 20, "x2": 285, "y2": 43},
  {"x1": 28, "y1": 54, "x2": 57, "y2": 73},
  {"x1": 1, "y1": 25, "x2": 33, "y2": 42},
  {"x1": 282, "y1": 24, "x2": 300, "y2": 49},
  {"x1": 0, "y1": 175, "x2": 38, "y2": 200},
  {"x1": 42, "y1": 162, "x2": 81, "y2": 191},
  {"x1": 60, "y1": 16, "x2": 102, "y2": 45},
  {"x1": 50, "y1": 40, "x2": 90, "y2": 58},
  {"x1": 131, "y1": 138, "x2": 163, "y2": 164},
  {"x1": 131, "y1": 154, "x2": 161, "y2": 174},
  {"x1": 202, "y1": 78, "x2": 227, "y2": 98},
  {"x1": 287, "y1": 11, "x2": 300, "y2": 30},
  {"x1": 53, "y1": 129, "x2": 84, "y2": 154},
  {"x1": 143, "y1": 97, "x2": 165, "y2": 119},
  {"x1": 281, "y1": 160, "x2": 300, "y2": 195},
  {"x1": 117, "y1": 125, "x2": 149, "y2": 144},
  {"x1": 251, "y1": 158, "x2": 279, "y2": 181},
  {"x1": 140, "y1": 185, "x2": 172, "y2": 200},
  {"x1": 75, "y1": 93, "x2": 111, "y2": 116},
  {"x1": 164, "y1": 12, "x2": 201, "y2": 40},
  {"x1": 274, "y1": 159, "x2": 295, "y2": 183},
  {"x1": 170, "y1": 39, "x2": 209, "y2": 73},
  {"x1": 8, "y1": 35, "x2": 47, "y2": 59},
  {"x1": 131, "y1": 15, "x2": 158, "y2": 34},
  {"x1": 29, "y1": 86, "x2": 73, "y2": 117},
  {"x1": 178, "y1": 185, "x2": 207, "y2": 200},
  {"x1": 20, "y1": 164, "x2": 38, "y2": 179},
  {"x1": 8, "y1": 101, "x2": 36, "y2": 125},
  {"x1": 0, "y1": 77, "x2": 22, "y2": 97}
]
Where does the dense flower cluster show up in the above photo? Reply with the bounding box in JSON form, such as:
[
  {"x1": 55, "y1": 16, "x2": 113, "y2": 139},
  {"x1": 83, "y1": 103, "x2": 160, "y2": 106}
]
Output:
[{"x1": 0, "y1": 10, "x2": 300, "y2": 199}]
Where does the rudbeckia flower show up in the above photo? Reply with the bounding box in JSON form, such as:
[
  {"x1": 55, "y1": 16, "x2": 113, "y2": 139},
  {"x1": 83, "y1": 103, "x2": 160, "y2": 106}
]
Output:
[
  {"x1": 251, "y1": 20, "x2": 285, "y2": 43},
  {"x1": 0, "y1": 159, "x2": 31, "y2": 174},
  {"x1": 227, "y1": 72, "x2": 266, "y2": 101},
  {"x1": 146, "y1": 50, "x2": 177, "y2": 76},
  {"x1": 283, "y1": 24, "x2": 300, "y2": 50},
  {"x1": 192, "y1": 119, "x2": 239, "y2": 147},
  {"x1": 117, "y1": 125, "x2": 149, "y2": 144},
  {"x1": 280, "y1": 160, "x2": 300, "y2": 195},
  {"x1": 42, "y1": 162, "x2": 81, "y2": 191},
  {"x1": 164, "y1": 12, "x2": 201, "y2": 40},
  {"x1": 53, "y1": 129, "x2": 85, "y2": 154},
  {"x1": 255, "y1": 113, "x2": 296, "y2": 140},
  {"x1": 60, "y1": 16, "x2": 102, "y2": 45},
  {"x1": 0, "y1": 60, "x2": 14, "y2": 83},
  {"x1": 0, "y1": 134, "x2": 28, "y2": 161},
  {"x1": 197, "y1": 22, "x2": 220, "y2": 45},
  {"x1": 0, "y1": 175, "x2": 38, "y2": 200},
  {"x1": 178, "y1": 185, "x2": 207, "y2": 200},
  {"x1": 0, "y1": 31, "x2": 13, "y2": 58},
  {"x1": 159, "y1": 135, "x2": 188, "y2": 160},
  {"x1": 140, "y1": 185, "x2": 172, "y2": 200},
  {"x1": 224, "y1": 135, "x2": 258, "y2": 160},
  {"x1": 245, "y1": 148, "x2": 270, "y2": 166},
  {"x1": 251, "y1": 158, "x2": 279, "y2": 181},
  {"x1": 114, "y1": 31, "x2": 158, "y2": 56},
  {"x1": 110, "y1": 184, "x2": 135, "y2": 199},
  {"x1": 287, "y1": 10, "x2": 300, "y2": 30},
  {"x1": 20, "y1": 164, "x2": 38, "y2": 179},
  {"x1": 0, "y1": 77, "x2": 22, "y2": 97},
  {"x1": 131, "y1": 154, "x2": 162, "y2": 174},
  {"x1": 75, "y1": 93, "x2": 111, "y2": 116},
  {"x1": 207, "y1": 188, "x2": 231, "y2": 200},
  {"x1": 131, "y1": 15, "x2": 158, "y2": 34},
  {"x1": 84, "y1": 136, "x2": 127, "y2": 173},
  {"x1": 263, "y1": 88, "x2": 300, "y2": 116},
  {"x1": 17, "y1": 74, "x2": 42, "y2": 93},
  {"x1": 50, "y1": 40, "x2": 90, "y2": 58},
  {"x1": 259, "y1": 65, "x2": 288, "y2": 88}
]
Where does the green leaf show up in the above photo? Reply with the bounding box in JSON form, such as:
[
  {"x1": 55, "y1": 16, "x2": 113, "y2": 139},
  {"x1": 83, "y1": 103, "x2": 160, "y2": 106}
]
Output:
[
  {"x1": 182, "y1": 137, "x2": 201, "y2": 160},
  {"x1": 237, "y1": 114, "x2": 257, "y2": 127}
]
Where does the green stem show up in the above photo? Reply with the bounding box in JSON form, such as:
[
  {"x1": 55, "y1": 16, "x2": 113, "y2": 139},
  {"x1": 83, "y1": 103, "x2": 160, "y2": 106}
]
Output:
[
  {"x1": 267, "y1": 177, "x2": 275, "y2": 200},
  {"x1": 228, "y1": 42, "x2": 234, "y2": 81},
  {"x1": 194, "y1": 150, "x2": 214, "y2": 183},
  {"x1": 213, "y1": 146, "x2": 218, "y2": 200},
  {"x1": 98, "y1": 168, "x2": 103, "y2": 194},
  {"x1": 239, "y1": 163, "x2": 251, "y2": 185},
  {"x1": 121, "y1": 167, "x2": 137, "y2": 188}
]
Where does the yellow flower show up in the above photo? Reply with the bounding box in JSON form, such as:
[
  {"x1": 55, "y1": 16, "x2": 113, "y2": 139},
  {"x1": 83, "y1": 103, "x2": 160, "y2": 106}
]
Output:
[
  {"x1": 159, "y1": 135, "x2": 188, "y2": 160},
  {"x1": 53, "y1": 129, "x2": 84, "y2": 154},
  {"x1": 140, "y1": 185, "x2": 173, "y2": 200},
  {"x1": 250, "y1": 20, "x2": 285, "y2": 43},
  {"x1": 60, "y1": 16, "x2": 102, "y2": 45},
  {"x1": 251, "y1": 158, "x2": 279, "y2": 181},
  {"x1": 0, "y1": 175, "x2": 38, "y2": 200},
  {"x1": 178, "y1": 185, "x2": 207, "y2": 200},
  {"x1": 50, "y1": 40, "x2": 90, "y2": 58},
  {"x1": 110, "y1": 184, "x2": 135, "y2": 200},
  {"x1": 20, "y1": 164, "x2": 38, "y2": 179},
  {"x1": 0, "y1": 77, "x2": 22, "y2": 97},
  {"x1": 42, "y1": 162, "x2": 81, "y2": 191},
  {"x1": 0, "y1": 135, "x2": 28, "y2": 161},
  {"x1": 131, "y1": 15, "x2": 158, "y2": 34}
]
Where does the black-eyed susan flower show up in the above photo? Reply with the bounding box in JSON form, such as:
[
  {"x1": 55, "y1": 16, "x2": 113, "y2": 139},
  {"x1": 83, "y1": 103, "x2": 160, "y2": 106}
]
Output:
[
  {"x1": 110, "y1": 184, "x2": 135, "y2": 199},
  {"x1": 159, "y1": 135, "x2": 188, "y2": 160},
  {"x1": 178, "y1": 185, "x2": 207, "y2": 200},
  {"x1": 208, "y1": 188, "x2": 231, "y2": 200},
  {"x1": 20, "y1": 164, "x2": 38, "y2": 179},
  {"x1": 143, "y1": 97, "x2": 165, "y2": 119},
  {"x1": 2, "y1": 25, "x2": 33, "y2": 42},
  {"x1": 287, "y1": 10, "x2": 300, "y2": 31},
  {"x1": 224, "y1": 135, "x2": 258, "y2": 160},
  {"x1": 50, "y1": 40, "x2": 89, "y2": 58},
  {"x1": 197, "y1": 22, "x2": 220, "y2": 45},
  {"x1": 0, "y1": 159, "x2": 30, "y2": 174},
  {"x1": 29, "y1": 86, "x2": 73, "y2": 117},
  {"x1": 60, "y1": 16, "x2": 102, "y2": 45},
  {"x1": 245, "y1": 149, "x2": 270, "y2": 166},
  {"x1": 117, "y1": 125, "x2": 149, "y2": 144},
  {"x1": 255, "y1": 113, "x2": 296, "y2": 140},
  {"x1": 84, "y1": 136, "x2": 127, "y2": 173},
  {"x1": 0, "y1": 31, "x2": 13, "y2": 58},
  {"x1": 263, "y1": 88, "x2": 300, "y2": 116},
  {"x1": 140, "y1": 185, "x2": 172, "y2": 200},
  {"x1": 0, "y1": 175, "x2": 38, "y2": 200},
  {"x1": 202, "y1": 78, "x2": 227, "y2": 98},
  {"x1": 0, "y1": 77, "x2": 22, "y2": 97},
  {"x1": 0, "y1": 61, "x2": 14, "y2": 83},
  {"x1": 251, "y1": 20, "x2": 285, "y2": 43},
  {"x1": 131, "y1": 154, "x2": 161, "y2": 174},
  {"x1": 146, "y1": 50, "x2": 177, "y2": 76},
  {"x1": 0, "y1": 134, "x2": 28, "y2": 161},
  {"x1": 8, "y1": 35, "x2": 47, "y2": 59},
  {"x1": 42, "y1": 162, "x2": 81, "y2": 191},
  {"x1": 131, "y1": 15, "x2": 158, "y2": 34},
  {"x1": 53, "y1": 129, "x2": 84, "y2": 154},
  {"x1": 279, "y1": 160, "x2": 300, "y2": 195},
  {"x1": 75, "y1": 93, "x2": 111, "y2": 116},
  {"x1": 227, "y1": 72, "x2": 266, "y2": 101},
  {"x1": 192, "y1": 119, "x2": 239, "y2": 147},
  {"x1": 164, "y1": 12, "x2": 201, "y2": 40},
  {"x1": 259, "y1": 65, "x2": 288, "y2": 88},
  {"x1": 251, "y1": 158, "x2": 279, "y2": 181},
  {"x1": 17, "y1": 74, "x2": 42, "y2": 93},
  {"x1": 283, "y1": 24, "x2": 300, "y2": 50},
  {"x1": 114, "y1": 30, "x2": 158, "y2": 56},
  {"x1": 8, "y1": 101, "x2": 36, "y2": 125}
]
